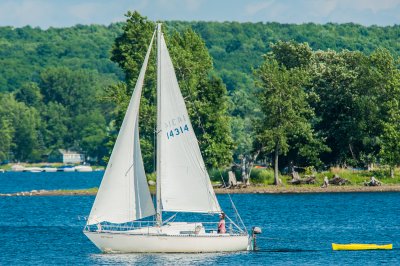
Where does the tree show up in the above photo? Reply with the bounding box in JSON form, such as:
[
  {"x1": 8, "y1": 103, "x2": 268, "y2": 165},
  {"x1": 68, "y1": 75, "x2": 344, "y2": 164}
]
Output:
[
  {"x1": 270, "y1": 40, "x2": 313, "y2": 70},
  {"x1": 0, "y1": 118, "x2": 14, "y2": 162},
  {"x1": 108, "y1": 11, "x2": 156, "y2": 172},
  {"x1": 168, "y1": 29, "x2": 234, "y2": 168},
  {"x1": 75, "y1": 111, "x2": 108, "y2": 163},
  {"x1": 39, "y1": 67, "x2": 101, "y2": 115},
  {"x1": 311, "y1": 50, "x2": 374, "y2": 166},
  {"x1": 374, "y1": 49, "x2": 400, "y2": 177},
  {"x1": 310, "y1": 48, "x2": 398, "y2": 168},
  {"x1": 108, "y1": 11, "x2": 234, "y2": 170},
  {"x1": 194, "y1": 75, "x2": 235, "y2": 168},
  {"x1": 37, "y1": 67, "x2": 108, "y2": 159},
  {"x1": 14, "y1": 82, "x2": 43, "y2": 108},
  {"x1": 40, "y1": 102, "x2": 68, "y2": 150},
  {"x1": 254, "y1": 58, "x2": 314, "y2": 185},
  {"x1": 0, "y1": 94, "x2": 41, "y2": 161},
  {"x1": 380, "y1": 106, "x2": 400, "y2": 178}
]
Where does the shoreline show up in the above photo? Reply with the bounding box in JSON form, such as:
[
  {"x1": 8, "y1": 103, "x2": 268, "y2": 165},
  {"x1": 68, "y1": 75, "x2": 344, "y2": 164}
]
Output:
[
  {"x1": 215, "y1": 185, "x2": 400, "y2": 194},
  {"x1": 1, "y1": 185, "x2": 400, "y2": 197}
]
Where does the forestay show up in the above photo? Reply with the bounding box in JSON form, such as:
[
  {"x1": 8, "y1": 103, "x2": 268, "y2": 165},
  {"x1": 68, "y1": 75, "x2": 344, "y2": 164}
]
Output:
[
  {"x1": 158, "y1": 32, "x2": 221, "y2": 213},
  {"x1": 87, "y1": 31, "x2": 156, "y2": 225}
]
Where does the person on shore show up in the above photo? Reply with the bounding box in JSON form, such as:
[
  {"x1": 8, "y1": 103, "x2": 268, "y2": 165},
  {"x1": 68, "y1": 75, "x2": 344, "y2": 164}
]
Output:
[
  {"x1": 218, "y1": 213, "x2": 226, "y2": 234},
  {"x1": 365, "y1": 176, "x2": 381, "y2": 186},
  {"x1": 321, "y1": 176, "x2": 329, "y2": 188}
]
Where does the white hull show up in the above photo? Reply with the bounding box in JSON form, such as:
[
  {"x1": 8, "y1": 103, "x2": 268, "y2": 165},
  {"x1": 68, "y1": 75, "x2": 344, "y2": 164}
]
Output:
[
  {"x1": 84, "y1": 231, "x2": 249, "y2": 253},
  {"x1": 23, "y1": 167, "x2": 43, "y2": 173},
  {"x1": 42, "y1": 168, "x2": 57, "y2": 172},
  {"x1": 58, "y1": 167, "x2": 76, "y2": 172},
  {"x1": 75, "y1": 166, "x2": 93, "y2": 172}
]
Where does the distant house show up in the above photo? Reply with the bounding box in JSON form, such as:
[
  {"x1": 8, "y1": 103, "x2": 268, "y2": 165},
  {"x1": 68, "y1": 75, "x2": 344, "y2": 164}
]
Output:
[{"x1": 48, "y1": 149, "x2": 84, "y2": 164}]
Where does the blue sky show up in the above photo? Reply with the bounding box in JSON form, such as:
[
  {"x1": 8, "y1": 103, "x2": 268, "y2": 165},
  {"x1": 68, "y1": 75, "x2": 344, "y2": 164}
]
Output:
[{"x1": 0, "y1": 0, "x2": 399, "y2": 28}]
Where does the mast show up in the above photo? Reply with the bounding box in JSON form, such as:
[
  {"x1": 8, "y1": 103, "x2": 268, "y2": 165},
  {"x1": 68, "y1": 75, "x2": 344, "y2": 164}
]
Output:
[{"x1": 156, "y1": 23, "x2": 162, "y2": 226}]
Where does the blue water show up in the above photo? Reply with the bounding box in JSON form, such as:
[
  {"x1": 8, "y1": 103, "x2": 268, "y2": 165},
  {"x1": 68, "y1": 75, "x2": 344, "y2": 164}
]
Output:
[
  {"x1": 1, "y1": 172, "x2": 399, "y2": 265},
  {"x1": 0, "y1": 171, "x2": 103, "y2": 193}
]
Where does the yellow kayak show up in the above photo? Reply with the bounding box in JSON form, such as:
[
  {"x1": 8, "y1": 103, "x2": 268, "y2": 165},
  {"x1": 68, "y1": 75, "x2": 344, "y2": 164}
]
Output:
[{"x1": 332, "y1": 243, "x2": 392, "y2": 251}]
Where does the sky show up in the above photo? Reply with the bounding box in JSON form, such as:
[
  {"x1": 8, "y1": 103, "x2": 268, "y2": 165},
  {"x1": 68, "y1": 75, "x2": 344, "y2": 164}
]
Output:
[{"x1": 0, "y1": 0, "x2": 399, "y2": 29}]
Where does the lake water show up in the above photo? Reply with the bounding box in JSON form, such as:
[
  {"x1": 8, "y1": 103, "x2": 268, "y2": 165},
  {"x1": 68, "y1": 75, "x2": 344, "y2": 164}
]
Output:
[{"x1": 1, "y1": 172, "x2": 399, "y2": 265}]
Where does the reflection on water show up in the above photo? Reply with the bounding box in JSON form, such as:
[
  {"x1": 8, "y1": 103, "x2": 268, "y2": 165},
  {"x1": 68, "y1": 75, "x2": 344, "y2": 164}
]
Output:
[{"x1": 90, "y1": 252, "x2": 240, "y2": 265}]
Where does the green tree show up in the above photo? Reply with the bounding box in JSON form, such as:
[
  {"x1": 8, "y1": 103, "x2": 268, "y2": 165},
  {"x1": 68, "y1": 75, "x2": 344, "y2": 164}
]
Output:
[
  {"x1": 380, "y1": 106, "x2": 400, "y2": 178},
  {"x1": 311, "y1": 48, "x2": 397, "y2": 167},
  {"x1": 254, "y1": 58, "x2": 314, "y2": 185},
  {"x1": 14, "y1": 82, "x2": 43, "y2": 108},
  {"x1": 0, "y1": 118, "x2": 14, "y2": 162},
  {"x1": 37, "y1": 67, "x2": 108, "y2": 159},
  {"x1": 39, "y1": 67, "x2": 101, "y2": 115},
  {"x1": 270, "y1": 40, "x2": 313, "y2": 69},
  {"x1": 40, "y1": 102, "x2": 69, "y2": 150},
  {"x1": 374, "y1": 49, "x2": 400, "y2": 177},
  {"x1": 311, "y1": 50, "x2": 371, "y2": 165},
  {"x1": 168, "y1": 29, "x2": 234, "y2": 168},
  {"x1": 195, "y1": 75, "x2": 234, "y2": 168},
  {"x1": 0, "y1": 94, "x2": 41, "y2": 161},
  {"x1": 74, "y1": 111, "x2": 107, "y2": 163},
  {"x1": 109, "y1": 11, "x2": 234, "y2": 170},
  {"x1": 108, "y1": 11, "x2": 156, "y2": 171}
]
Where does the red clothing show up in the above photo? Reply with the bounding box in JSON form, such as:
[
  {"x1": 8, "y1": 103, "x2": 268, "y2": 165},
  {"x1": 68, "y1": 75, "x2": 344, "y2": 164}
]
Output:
[{"x1": 218, "y1": 219, "x2": 226, "y2": 233}]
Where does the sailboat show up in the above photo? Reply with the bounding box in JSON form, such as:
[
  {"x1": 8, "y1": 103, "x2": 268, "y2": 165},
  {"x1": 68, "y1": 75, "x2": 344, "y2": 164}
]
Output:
[{"x1": 83, "y1": 24, "x2": 251, "y2": 253}]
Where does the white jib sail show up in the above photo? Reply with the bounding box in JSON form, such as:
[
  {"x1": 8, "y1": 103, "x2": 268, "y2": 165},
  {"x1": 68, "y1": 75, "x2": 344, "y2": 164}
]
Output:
[
  {"x1": 87, "y1": 31, "x2": 156, "y2": 225},
  {"x1": 158, "y1": 33, "x2": 221, "y2": 213}
]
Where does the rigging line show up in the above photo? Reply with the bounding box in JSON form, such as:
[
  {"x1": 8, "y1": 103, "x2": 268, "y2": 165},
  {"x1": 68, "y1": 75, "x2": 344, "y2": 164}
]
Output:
[
  {"x1": 225, "y1": 214, "x2": 245, "y2": 233},
  {"x1": 162, "y1": 213, "x2": 177, "y2": 225},
  {"x1": 218, "y1": 169, "x2": 247, "y2": 232},
  {"x1": 125, "y1": 163, "x2": 134, "y2": 176}
]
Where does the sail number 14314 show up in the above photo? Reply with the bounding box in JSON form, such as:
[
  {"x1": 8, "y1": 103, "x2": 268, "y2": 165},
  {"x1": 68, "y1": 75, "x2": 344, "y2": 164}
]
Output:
[{"x1": 166, "y1": 124, "x2": 189, "y2": 140}]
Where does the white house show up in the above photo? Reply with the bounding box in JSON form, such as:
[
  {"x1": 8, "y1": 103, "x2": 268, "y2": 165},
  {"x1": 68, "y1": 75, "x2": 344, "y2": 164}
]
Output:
[{"x1": 48, "y1": 149, "x2": 84, "y2": 164}]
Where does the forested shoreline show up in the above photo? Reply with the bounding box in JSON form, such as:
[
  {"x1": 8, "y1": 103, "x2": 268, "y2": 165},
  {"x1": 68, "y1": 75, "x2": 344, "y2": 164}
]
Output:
[{"x1": 1, "y1": 13, "x2": 399, "y2": 176}]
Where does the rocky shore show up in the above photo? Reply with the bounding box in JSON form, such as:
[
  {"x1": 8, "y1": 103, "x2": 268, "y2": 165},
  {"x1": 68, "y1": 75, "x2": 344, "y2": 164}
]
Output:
[{"x1": 2, "y1": 185, "x2": 400, "y2": 197}]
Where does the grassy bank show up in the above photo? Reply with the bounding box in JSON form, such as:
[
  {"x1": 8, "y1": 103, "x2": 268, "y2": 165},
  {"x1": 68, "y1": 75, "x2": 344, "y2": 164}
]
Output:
[
  {"x1": 210, "y1": 167, "x2": 400, "y2": 186},
  {"x1": 2, "y1": 166, "x2": 400, "y2": 197},
  {"x1": 2, "y1": 184, "x2": 400, "y2": 197}
]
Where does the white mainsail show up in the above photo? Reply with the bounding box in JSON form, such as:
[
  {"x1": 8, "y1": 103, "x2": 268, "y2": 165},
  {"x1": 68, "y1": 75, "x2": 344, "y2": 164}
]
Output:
[
  {"x1": 158, "y1": 32, "x2": 221, "y2": 213},
  {"x1": 87, "y1": 32, "x2": 156, "y2": 225}
]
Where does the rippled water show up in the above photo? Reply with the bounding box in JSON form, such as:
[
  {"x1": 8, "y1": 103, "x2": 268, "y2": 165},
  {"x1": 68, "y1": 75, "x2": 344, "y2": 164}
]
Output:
[
  {"x1": 0, "y1": 171, "x2": 103, "y2": 193},
  {"x1": 1, "y1": 172, "x2": 399, "y2": 265}
]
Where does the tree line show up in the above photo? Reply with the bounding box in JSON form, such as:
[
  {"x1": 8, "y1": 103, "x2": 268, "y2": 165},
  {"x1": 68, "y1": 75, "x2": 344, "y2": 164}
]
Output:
[
  {"x1": 0, "y1": 12, "x2": 400, "y2": 174},
  {"x1": 0, "y1": 68, "x2": 112, "y2": 163},
  {"x1": 254, "y1": 41, "x2": 400, "y2": 183}
]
